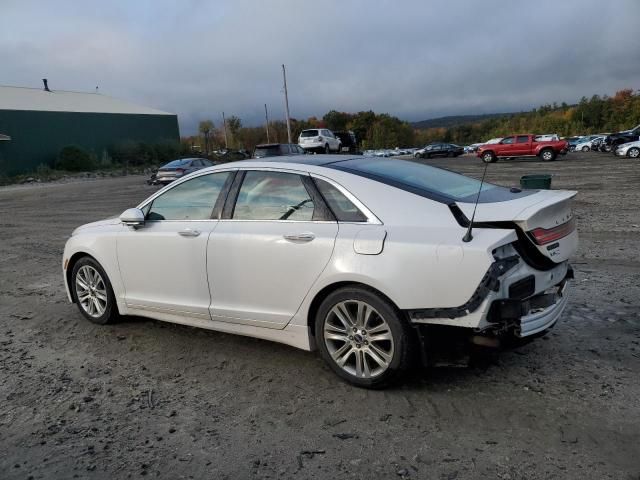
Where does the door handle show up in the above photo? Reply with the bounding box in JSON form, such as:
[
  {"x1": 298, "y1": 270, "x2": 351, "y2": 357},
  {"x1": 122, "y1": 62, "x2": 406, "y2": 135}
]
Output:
[
  {"x1": 283, "y1": 232, "x2": 315, "y2": 242},
  {"x1": 178, "y1": 228, "x2": 201, "y2": 237}
]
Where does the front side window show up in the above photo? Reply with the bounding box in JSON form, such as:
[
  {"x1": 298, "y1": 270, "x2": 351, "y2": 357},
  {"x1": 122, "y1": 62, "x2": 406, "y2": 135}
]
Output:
[
  {"x1": 147, "y1": 172, "x2": 231, "y2": 221},
  {"x1": 501, "y1": 137, "x2": 515, "y2": 144},
  {"x1": 314, "y1": 178, "x2": 367, "y2": 222},
  {"x1": 233, "y1": 171, "x2": 315, "y2": 221}
]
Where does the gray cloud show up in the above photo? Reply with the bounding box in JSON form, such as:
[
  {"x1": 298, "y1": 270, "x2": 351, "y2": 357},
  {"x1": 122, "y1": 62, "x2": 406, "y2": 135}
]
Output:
[{"x1": 1, "y1": 0, "x2": 639, "y2": 134}]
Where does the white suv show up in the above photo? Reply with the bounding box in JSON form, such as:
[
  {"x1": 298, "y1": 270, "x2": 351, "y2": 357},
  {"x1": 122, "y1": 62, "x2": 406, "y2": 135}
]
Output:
[{"x1": 298, "y1": 129, "x2": 342, "y2": 154}]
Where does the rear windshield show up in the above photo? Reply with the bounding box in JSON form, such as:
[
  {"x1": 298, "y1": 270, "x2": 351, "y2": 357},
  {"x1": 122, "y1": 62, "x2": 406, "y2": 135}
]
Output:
[
  {"x1": 254, "y1": 146, "x2": 281, "y2": 158},
  {"x1": 330, "y1": 158, "x2": 534, "y2": 203},
  {"x1": 164, "y1": 159, "x2": 192, "y2": 167},
  {"x1": 300, "y1": 130, "x2": 319, "y2": 137}
]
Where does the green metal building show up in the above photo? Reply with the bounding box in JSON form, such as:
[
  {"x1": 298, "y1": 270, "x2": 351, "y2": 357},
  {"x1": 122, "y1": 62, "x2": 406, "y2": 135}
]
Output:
[{"x1": 0, "y1": 82, "x2": 179, "y2": 176}]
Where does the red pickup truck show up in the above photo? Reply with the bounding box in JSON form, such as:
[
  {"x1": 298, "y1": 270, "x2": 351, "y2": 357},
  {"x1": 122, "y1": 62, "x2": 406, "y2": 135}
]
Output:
[{"x1": 476, "y1": 134, "x2": 568, "y2": 163}]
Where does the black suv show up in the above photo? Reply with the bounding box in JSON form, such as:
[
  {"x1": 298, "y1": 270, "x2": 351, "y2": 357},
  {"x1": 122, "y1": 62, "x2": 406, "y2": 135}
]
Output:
[
  {"x1": 604, "y1": 125, "x2": 640, "y2": 151},
  {"x1": 333, "y1": 131, "x2": 359, "y2": 153},
  {"x1": 417, "y1": 143, "x2": 464, "y2": 158},
  {"x1": 253, "y1": 143, "x2": 306, "y2": 158}
]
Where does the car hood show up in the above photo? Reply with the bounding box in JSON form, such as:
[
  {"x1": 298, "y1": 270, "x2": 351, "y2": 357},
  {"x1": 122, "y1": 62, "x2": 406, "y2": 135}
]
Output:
[
  {"x1": 72, "y1": 216, "x2": 120, "y2": 235},
  {"x1": 619, "y1": 140, "x2": 640, "y2": 148}
]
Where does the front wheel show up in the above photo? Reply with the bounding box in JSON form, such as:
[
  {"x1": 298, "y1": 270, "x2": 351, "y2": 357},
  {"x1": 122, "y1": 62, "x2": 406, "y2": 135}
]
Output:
[
  {"x1": 581, "y1": 146, "x2": 589, "y2": 152},
  {"x1": 315, "y1": 287, "x2": 414, "y2": 388},
  {"x1": 71, "y1": 257, "x2": 119, "y2": 325},
  {"x1": 628, "y1": 147, "x2": 640, "y2": 158},
  {"x1": 482, "y1": 152, "x2": 496, "y2": 163},
  {"x1": 324, "y1": 144, "x2": 330, "y2": 154}
]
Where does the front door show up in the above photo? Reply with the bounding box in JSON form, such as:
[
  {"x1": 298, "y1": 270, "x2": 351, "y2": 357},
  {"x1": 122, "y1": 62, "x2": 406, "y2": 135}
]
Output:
[
  {"x1": 117, "y1": 171, "x2": 232, "y2": 317},
  {"x1": 207, "y1": 170, "x2": 338, "y2": 328}
]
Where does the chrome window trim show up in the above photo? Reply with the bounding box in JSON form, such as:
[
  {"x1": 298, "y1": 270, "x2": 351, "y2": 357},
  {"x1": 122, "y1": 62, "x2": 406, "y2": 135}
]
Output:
[
  {"x1": 308, "y1": 173, "x2": 382, "y2": 225},
  {"x1": 134, "y1": 165, "x2": 381, "y2": 226}
]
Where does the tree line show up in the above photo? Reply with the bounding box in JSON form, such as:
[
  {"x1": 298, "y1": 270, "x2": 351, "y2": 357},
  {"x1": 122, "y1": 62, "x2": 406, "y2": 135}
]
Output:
[
  {"x1": 414, "y1": 89, "x2": 640, "y2": 145},
  {"x1": 185, "y1": 88, "x2": 640, "y2": 152}
]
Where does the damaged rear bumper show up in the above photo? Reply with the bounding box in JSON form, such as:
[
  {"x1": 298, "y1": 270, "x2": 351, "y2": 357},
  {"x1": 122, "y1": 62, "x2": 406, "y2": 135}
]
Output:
[{"x1": 486, "y1": 273, "x2": 571, "y2": 337}]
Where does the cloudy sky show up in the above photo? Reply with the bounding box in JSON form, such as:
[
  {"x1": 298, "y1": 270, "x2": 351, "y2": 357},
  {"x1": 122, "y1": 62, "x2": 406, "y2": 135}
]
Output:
[{"x1": 2, "y1": 0, "x2": 639, "y2": 134}]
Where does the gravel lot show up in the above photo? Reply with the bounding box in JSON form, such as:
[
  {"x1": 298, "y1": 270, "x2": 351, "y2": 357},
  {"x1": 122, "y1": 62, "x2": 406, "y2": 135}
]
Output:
[{"x1": 1, "y1": 151, "x2": 639, "y2": 479}]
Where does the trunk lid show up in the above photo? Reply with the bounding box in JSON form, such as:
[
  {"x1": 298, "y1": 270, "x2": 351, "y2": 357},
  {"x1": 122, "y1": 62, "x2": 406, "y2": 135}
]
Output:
[{"x1": 456, "y1": 189, "x2": 578, "y2": 263}]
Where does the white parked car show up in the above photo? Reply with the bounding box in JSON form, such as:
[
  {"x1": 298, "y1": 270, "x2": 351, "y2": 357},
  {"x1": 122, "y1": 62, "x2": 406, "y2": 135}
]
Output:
[
  {"x1": 575, "y1": 136, "x2": 604, "y2": 152},
  {"x1": 534, "y1": 134, "x2": 560, "y2": 142},
  {"x1": 298, "y1": 128, "x2": 342, "y2": 154},
  {"x1": 483, "y1": 137, "x2": 503, "y2": 145},
  {"x1": 63, "y1": 156, "x2": 578, "y2": 388},
  {"x1": 614, "y1": 140, "x2": 640, "y2": 158}
]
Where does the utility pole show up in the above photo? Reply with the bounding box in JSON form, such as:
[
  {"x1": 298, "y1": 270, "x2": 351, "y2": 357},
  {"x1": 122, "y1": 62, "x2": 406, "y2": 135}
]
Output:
[
  {"x1": 282, "y1": 64, "x2": 292, "y2": 144},
  {"x1": 264, "y1": 103, "x2": 271, "y2": 143},
  {"x1": 222, "y1": 111, "x2": 228, "y2": 149}
]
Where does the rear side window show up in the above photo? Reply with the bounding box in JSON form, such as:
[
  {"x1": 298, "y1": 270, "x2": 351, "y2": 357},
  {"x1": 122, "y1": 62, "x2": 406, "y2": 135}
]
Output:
[
  {"x1": 314, "y1": 178, "x2": 367, "y2": 222},
  {"x1": 300, "y1": 130, "x2": 319, "y2": 138},
  {"x1": 147, "y1": 172, "x2": 231, "y2": 220},
  {"x1": 516, "y1": 136, "x2": 529, "y2": 143}
]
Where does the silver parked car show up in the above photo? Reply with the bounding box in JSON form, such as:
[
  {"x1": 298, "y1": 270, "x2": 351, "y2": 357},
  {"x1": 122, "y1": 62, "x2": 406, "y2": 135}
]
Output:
[{"x1": 155, "y1": 158, "x2": 217, "y2": 185}]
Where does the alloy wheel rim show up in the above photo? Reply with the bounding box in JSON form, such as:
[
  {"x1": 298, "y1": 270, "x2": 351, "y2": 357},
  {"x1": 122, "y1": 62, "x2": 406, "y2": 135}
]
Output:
[
  {"x1": 323, "y1": 300, "x2": 395, "y2": 379},
  {"x1": 76, "y1": 265, "x2": 108, "y2": 318},
  {"x1": 630, "y1": 149, "x2": 639, "y2": 158}
]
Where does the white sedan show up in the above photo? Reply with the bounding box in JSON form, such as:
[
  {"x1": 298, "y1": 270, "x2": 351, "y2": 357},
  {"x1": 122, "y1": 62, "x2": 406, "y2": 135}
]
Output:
[
  {"x1": 63, "y1": 156, "x2": 578, "y2": 388},
  {"x1": 614, "y1": 140, "x2": 640, "y2": 158}
]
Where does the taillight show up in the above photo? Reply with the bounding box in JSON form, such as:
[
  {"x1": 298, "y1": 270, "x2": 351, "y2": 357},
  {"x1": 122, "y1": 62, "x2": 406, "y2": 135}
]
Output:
[
  {"x1": 316, "y1": 136, "x2": 323, "y2": 141},
  {"x1": 529, "y1": 218, "x2": 576, "y2": 245}
]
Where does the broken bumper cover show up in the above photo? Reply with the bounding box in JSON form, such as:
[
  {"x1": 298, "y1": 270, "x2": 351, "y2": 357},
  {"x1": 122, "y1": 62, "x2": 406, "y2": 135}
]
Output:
[{"x1": 489, "y1": 278, "x2": 570, "y2": 337}]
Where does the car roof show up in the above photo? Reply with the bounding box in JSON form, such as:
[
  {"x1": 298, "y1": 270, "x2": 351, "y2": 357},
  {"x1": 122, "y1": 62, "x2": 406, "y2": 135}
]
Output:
[{"x1": 240, "y1": 154, "x2": 354, "y2": 167}]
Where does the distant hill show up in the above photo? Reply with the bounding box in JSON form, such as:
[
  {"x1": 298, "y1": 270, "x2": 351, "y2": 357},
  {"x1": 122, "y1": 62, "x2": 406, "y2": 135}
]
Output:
[{"x1": 411, "y1": 112, "x2": 515, "y2": 130}]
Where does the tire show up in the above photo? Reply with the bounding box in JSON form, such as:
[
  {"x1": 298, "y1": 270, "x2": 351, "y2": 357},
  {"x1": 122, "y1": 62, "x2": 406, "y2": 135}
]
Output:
[
  {"x1": 324, "y1": 144, "x2": 330, "y2": 154},
  {"x1": 71, "y1": 256, "x2": 119, "y2": 325},
  {"x1": 337, "y1": 143, "x2": 342, "y2": 153},
  {"x1": 540, "y1": 148, "x2": 556, "y2": 161},
  {"x1": 569, "y1": 145, "x2": 576, "y2": 152},
  {"x1": 628, "y1": 147, "x2": 640, "y2": 158},
  {"x1": 482, "y1": 151, "x2": 496, "y2": 163},
  {"x1": 314, "y1": 286, "x2": 415, "y2": 388},
  {"x1": 581, "y1": 146, "x2": 589, "y2": 152}
]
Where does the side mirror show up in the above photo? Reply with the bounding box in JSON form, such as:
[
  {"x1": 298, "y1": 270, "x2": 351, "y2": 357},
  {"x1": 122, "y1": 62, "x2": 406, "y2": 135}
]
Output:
[{"x1": 120, "y1": 208, "x2": 145, "y2": 228}]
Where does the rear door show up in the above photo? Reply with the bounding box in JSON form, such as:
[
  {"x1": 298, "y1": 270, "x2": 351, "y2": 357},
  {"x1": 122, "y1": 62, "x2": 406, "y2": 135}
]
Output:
[
  {"x1": 513, "y1": 135, "x2": 532, "y2": 155},
  {"x1": 207, "y1": 169, "x2": 338, "y2": 328}
]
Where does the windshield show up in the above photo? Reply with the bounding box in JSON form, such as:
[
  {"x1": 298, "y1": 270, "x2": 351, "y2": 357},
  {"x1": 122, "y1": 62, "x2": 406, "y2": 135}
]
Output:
[
  {"x1": 254, "y1": 146, "x2": 281, "y2": 158},
  {"x1": 300, "y1": 130, "x2": 319, "y2": 137},
  {"x1": 330, "y1": 158, "x2": 534, "y2": 203},
  {"x1": 164, "y1": 159, "x2": 192, "y2": 167}
]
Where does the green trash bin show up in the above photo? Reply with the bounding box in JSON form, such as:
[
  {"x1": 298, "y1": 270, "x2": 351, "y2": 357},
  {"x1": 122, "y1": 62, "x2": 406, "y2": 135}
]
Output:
[{"x1": 520, "y1": 174, "x2": 552, "y2": 190}]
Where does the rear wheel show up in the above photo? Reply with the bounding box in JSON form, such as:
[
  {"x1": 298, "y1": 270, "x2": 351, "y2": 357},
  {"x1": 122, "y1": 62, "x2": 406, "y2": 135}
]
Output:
[
  {"x1": 581, "y1": 146, "x2": 589, "y2": 152},
  {"x1": 540, "y1": 148, "x2": 556, "y2": 161},
  {"x1": 71, "y1": 257, "x2": 119, "y2": 325},
  {"x1": 482, "y1": 151, "x2": 496, "y2": 163},
  {"x1": 569, "y1": 145, "x2": 576, "y2": 152},
  {"x1": 315, "y1": 287, "x2": 414, "y2": 388},
  {"x1": 628, "y1": 147, "x2": 640, "y2": 158}
]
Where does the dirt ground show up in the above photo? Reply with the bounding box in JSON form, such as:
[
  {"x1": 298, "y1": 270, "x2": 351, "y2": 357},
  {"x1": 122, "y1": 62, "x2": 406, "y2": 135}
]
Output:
[{"x1": 1, "y1": 151, "x2": 639, "y2": 479}]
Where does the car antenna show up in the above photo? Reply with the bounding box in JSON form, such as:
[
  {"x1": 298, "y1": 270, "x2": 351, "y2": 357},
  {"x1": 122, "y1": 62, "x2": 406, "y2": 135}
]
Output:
[{"x1": 462, "y1": 160, "x2": 490, "y2": 243}]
